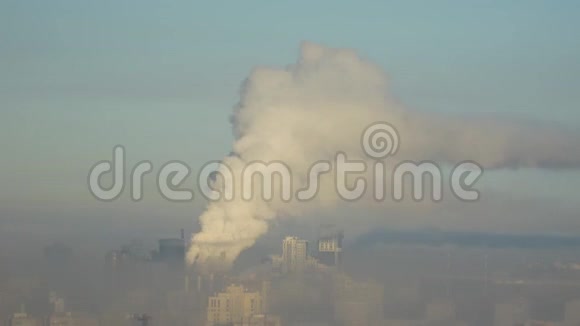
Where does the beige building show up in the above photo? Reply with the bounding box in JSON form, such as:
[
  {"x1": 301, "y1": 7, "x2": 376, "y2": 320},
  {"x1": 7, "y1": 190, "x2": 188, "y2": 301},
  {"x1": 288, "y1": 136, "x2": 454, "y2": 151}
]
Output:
[
  {"x1": 316, "y1": 227, "x2": 343, "y2": 267},
  {"x1": 206, "y1": 284, "x2": 264, "y2": 326},
  {"x1": 282, "y1": 236, "x2": 309, "y2": 273}
]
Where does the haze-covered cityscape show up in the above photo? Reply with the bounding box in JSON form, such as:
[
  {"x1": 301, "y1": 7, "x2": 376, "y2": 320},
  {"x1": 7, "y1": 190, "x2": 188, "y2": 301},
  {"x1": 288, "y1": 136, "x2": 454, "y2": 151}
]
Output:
[
  {"x1": 2, "y1": 1, "x2": 580, "y2": 326},
  {"x1": 5, "y1": 225, "x2": 580, "y2": 325}
]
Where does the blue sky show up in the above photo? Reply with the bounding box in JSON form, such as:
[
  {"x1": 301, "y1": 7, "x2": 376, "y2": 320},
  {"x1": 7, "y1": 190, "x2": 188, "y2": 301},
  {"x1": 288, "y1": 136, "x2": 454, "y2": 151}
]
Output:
[{"x1": 1, "y1": 0, "x2": 579, "y2": 233}]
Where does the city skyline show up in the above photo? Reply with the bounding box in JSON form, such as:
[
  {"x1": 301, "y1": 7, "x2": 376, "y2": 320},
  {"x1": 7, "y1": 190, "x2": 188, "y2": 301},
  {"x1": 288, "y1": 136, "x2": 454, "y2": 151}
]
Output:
[{"x1": 2, "y1": 1, "x2": 580, "y2": 325}]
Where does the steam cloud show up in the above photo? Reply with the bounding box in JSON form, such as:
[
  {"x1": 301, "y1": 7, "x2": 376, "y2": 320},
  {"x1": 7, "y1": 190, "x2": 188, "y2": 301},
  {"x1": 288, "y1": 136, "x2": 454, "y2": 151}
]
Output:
[{"x1": 187, "y1": 42, "x2": 580, "y2": 270}]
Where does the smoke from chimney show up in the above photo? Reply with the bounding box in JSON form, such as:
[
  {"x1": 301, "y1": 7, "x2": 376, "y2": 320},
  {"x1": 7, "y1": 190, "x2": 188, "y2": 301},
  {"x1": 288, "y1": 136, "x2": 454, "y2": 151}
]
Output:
[{"x1": 187, "y1": 42, "x2": 580, "y2": 271}]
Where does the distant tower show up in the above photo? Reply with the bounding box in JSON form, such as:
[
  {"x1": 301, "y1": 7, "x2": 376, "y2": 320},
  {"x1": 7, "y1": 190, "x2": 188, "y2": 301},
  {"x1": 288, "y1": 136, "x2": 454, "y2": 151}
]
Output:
[
  {"x1": 282, "y1": 236, "x2": 309, "y2": 273},
  {"x1": 317, "y1": 225, "x2": 343, "y2": 267}
]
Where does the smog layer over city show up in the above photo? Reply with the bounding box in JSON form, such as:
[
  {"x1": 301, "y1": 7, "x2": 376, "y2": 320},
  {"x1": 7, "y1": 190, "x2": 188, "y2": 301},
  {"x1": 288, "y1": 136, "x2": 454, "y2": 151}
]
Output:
[{"x1": 2, "y1": 1, "x2": 580, "y2": 326}]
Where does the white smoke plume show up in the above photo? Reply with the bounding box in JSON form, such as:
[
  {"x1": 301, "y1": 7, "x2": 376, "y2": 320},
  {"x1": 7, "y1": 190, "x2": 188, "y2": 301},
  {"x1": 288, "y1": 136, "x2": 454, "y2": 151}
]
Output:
[{"x1": 187, "y1": 42, "x2": 580, "y2": 271}]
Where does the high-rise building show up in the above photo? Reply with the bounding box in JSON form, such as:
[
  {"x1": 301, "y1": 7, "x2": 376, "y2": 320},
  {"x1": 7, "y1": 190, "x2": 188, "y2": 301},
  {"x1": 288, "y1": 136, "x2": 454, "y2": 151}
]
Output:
[
  {"x1": 316, "y1": 226, "x2": 343, "y2": 267},
  {"x1": 206, "y1": 284, "x2": 264, "y2": 326},
  {"x1": 282, "y1": 236, "x2": 309, "y2": 273}
]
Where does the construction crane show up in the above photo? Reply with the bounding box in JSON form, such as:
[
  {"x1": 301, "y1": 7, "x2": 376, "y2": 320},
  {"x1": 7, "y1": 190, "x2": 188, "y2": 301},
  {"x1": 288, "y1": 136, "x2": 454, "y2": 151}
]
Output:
[{"x1": 127, "y1": 313, "x2": 152, "y2": 326}]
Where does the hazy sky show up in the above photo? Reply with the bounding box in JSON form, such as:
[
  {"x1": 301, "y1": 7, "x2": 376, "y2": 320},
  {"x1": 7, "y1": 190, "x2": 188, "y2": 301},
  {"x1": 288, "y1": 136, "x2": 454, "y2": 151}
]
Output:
[{"x1": 1, "y1": 0, "x2": 579, "y2": 238}]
